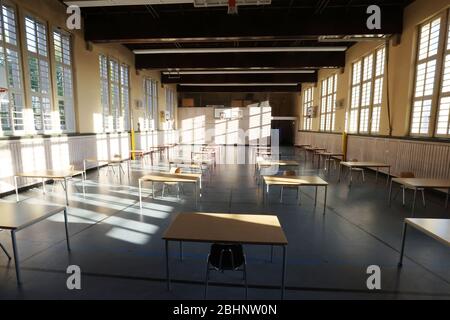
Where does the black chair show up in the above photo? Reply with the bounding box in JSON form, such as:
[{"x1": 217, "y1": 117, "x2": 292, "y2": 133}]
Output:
[{"x1": 205, "y1": 243, "x2": 247, "y2": 299}]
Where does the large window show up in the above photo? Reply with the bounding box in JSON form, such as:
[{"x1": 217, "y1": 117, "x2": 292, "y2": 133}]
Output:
[
  {"x1": 25, "y1": 15, "x2": 52, "y2": 132},
  {"x1": 411, "y1": 16, "x2": 441, "y2": 136},
  {"x1": 348, "y1": 46, "x2": 385, "y2": 134},
  {"x1": 410, "y1": 12, "x2": 450, "y2": 138},
  {"x1": 120, "y1": 64, "x2": 130, "y2": 131},
  {"x1": 99, "y1": 55, "x2": 130, "y2": 133},
  {"x1": 436, "y1": 16, "x2": 450, "y2": 136},
  {"x1": 319, "y1": 74, "x2": 337, "y2": 132},
  {"x1": 53, "y1": 29, "x2": 74, "y2": 132},
  {"x1": 166, "y1": 87, "x2": 175, "y2": 120},
  {"x1": 302, "y1": 87, "x2": 313, "y2": 130},
  {"x1": 144, "y1": 78, "x2": 158, "y2": 131},
  {"x1": 0, "y1": 3, "x2": 24, "y2": 135}
]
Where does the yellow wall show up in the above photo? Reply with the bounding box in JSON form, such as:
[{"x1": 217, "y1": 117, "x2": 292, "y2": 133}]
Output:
[
  {"x1": 299, "y1": 0, "x2": 450, "y2": 137},
  {"x1": 12, "y1": 0, "x2": 176, "y2": 134}
]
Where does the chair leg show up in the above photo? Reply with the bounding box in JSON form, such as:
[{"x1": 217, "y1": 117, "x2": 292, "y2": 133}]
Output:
[
  {"x1": 177, "y1": 184, "x2": 180, "y2": 199},
  {"x1": 0, "y1": 242, "x2": 11, "y2": 260},
  {"x1": 162, "y1": 184, "x2": 166, "y2": 198},
  {"x1": 361, "y1": 170, "x2": 365, "y2": 182},
  {"x1": 280, "y1": 187, "x2": 283, "y2": 203},
  {"x1": 421, "y1": 189, "x2": 426, "y2": 207}
]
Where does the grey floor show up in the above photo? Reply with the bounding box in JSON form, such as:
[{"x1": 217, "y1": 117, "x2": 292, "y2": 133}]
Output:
[{"x1": 0, "y1": 146, "x2": 450, "y2": 300}]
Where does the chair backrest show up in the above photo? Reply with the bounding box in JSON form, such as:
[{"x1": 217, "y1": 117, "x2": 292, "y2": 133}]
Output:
[
  {"x1": 209, "y1": 244, "x2": 245, "y2": 271},
  {"x1": 170, "y1": 167, "x2": 181, "y2": 174},
  {"x1": 113, "y1": 154, "x2": 121, "y2": 159},
  {"x1": 283, "y1": 170, "x2": 296, "y2": 176},
  {"x1": 400, "y1": 172, "x2": 415, "y2": 178},
  {"x1": 351, "y1": 158, "x2": 359, "y2": 162}
]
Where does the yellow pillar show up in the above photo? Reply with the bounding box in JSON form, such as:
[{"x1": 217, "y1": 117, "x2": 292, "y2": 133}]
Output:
[{"x1": 342, "y1": 132, "x2": 348, "y2": 161}]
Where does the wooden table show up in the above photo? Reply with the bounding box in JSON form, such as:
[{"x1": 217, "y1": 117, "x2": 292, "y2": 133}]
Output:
[
  {"x1": 316, "y1": 152, "x2": 344, "y2": 171},
  {"x1": 0, "y1": 202, "x2": 70, "y2": 284},
  {"x1": 14, "y1": 169, "x2": 86, "y2": 206},
  {"x1": 138, "y1": 172, "x2": 202, "y2": 209},
  {"x1": 191, "y1": 150, "x2": 216, "y2": 168},
  {"x1": 129, "y1": 149, "x2": 154, "y2": 166},
  {"x1": 338, "y1": 162, "x2": 391, "y2": 186},
  {"x1": 389, "y1": 178, "x2": 450, "y2": 216},
  {"x1": 162, "y1": 212, "x2": 288, "y2": 299},
  {"x1": 262, "y1": 175, "x2": 328, "y2": 213},
  {"x1": 303, "y1": 147, "x2": 326, "y2": 162},
  {"x1": 398, "y1": 218, "x2": 450, "y2": 267},
  {"x1": 84, "y1": 157, "x2": 131, "y2": 180},
  {"x1": 256, "y1": 160, "x2": 300, "y2": 183}
]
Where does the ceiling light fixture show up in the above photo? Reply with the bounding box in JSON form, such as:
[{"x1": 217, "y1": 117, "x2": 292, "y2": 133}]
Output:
[
  {"x1": 163, "y1": 70, "x2": 315, "y2": 75},
  {"x1": 134, "y1": 46, "x2": 347, "y2": 54}
]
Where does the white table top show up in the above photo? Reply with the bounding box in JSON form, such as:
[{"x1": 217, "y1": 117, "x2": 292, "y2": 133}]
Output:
[
  {"x1": 163, "y1": 213, "x2": 288, "y2": 245},
  {"x1": 340, "y1": 161, "x2": 390, "y2": 168},
  {"x1": 15, "y1": 169, "x2": 84, "y2": 179},
  {"x1": 263, "y1": 175, "x2": 328, "y2": 186},
  {"x1": 406, "y1": 218, "x2": 450, "y2": 247},
  {"x1": 85, "y1": 157, "x2": 129, "y2": 163},
  {"x1": 0, "y1": 202, "x2": 65, "y2": 231},
  {"x1": 392, "y1": 178, "x2": 450, "y2": 189},
  {"x1": 140, "y1": 172, "x2": 201, "y2": 183},
  {"x1": 258, "y1": 160, "x2": 300, "y2": 166}
]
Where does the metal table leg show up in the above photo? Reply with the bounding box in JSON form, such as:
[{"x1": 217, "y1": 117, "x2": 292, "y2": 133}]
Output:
[
  {"x1": 446, "y1": 188, "x2": 449, "y2": 209},
  {"x1": 63, "y1": 208, "x2": 71, "y2": 251},
  {"x1": 166, "y1": 240, "x2": 171, "y2": 290},
  {"x1": 64, "y1": 178, "x2": 69, "y2": 206},
  {"x1": 314, "y1": 186, "x2": 318, "y2": 207},
  {"x1": 323, "y1": 185, "x2": 327, "y2": 214},
  {"x1": 139, "y1": 179, "x2": 143, "y2": 210},
  {"x1": 398, "y1": 222, "x2": 408, "y2": 267},
  {"x1": 179, "y1": 241, "x2": 183, "y2": 261},
  {"x1": 11, "y1": 230, "x2": 21, "y2": 285},
  {"x1": 281, "y1": 245, "x2": 287, "y2": 300},
  {"x1": 388, "y1": 179, "x2": 393, "y2": 207},
  {"x1": 411, "y1": 188, "x2": 418, "y2": 217},
  {"x1": 387, "y1": 166, "x2": 391, "y2": 186},
  {"x1": 14, "y1": 176, "x2": 19, "y2": 202}
]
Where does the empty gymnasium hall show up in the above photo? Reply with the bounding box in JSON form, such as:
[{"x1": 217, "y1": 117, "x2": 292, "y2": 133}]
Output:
[{"x1": 0, "y1": 0, "x2": 450, "y2": 304}]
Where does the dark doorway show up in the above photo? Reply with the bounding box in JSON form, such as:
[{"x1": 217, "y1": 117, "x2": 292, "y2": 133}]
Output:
[{"x1": 271, "y1": 120, "x2": 295, "y2": 146}]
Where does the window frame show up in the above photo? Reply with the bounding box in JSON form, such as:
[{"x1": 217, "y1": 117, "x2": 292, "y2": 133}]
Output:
[
  {"x1": 0, "y1": 1, "x2": 25, "y2": 136},
  {"x1": 99, "y1": 54, "x2": 130, "y2": 133},
  {"x1": 144, "y1": 77, "x2": 158, "y2": 131},
  {"x1": 23, "y1": 13, "x2": 53, "y2": 133},
  {"x1": 302, "y1": 86, "x2": 314, "y2": 131},
  {"x1": 409, "y1": 11, "x2": 448, "y2": 137},
  {"x1": 347, "y1": 45, "x2": 385, "y2": 135},
  {"x1": 51, "y1": 27, "x2": 75, "y2": 133},
  {"x1": 319, "y1": 74, "x2": 337, "y2": 132}
]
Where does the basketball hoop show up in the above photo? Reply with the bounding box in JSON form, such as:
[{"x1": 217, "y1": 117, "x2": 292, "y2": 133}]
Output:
[
  {"x1": 0, "y1": 87, "x2": 8, "y2": 103},
  {"x1": 227, "y1": 0, "x2": 238, "y2": 14}
]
